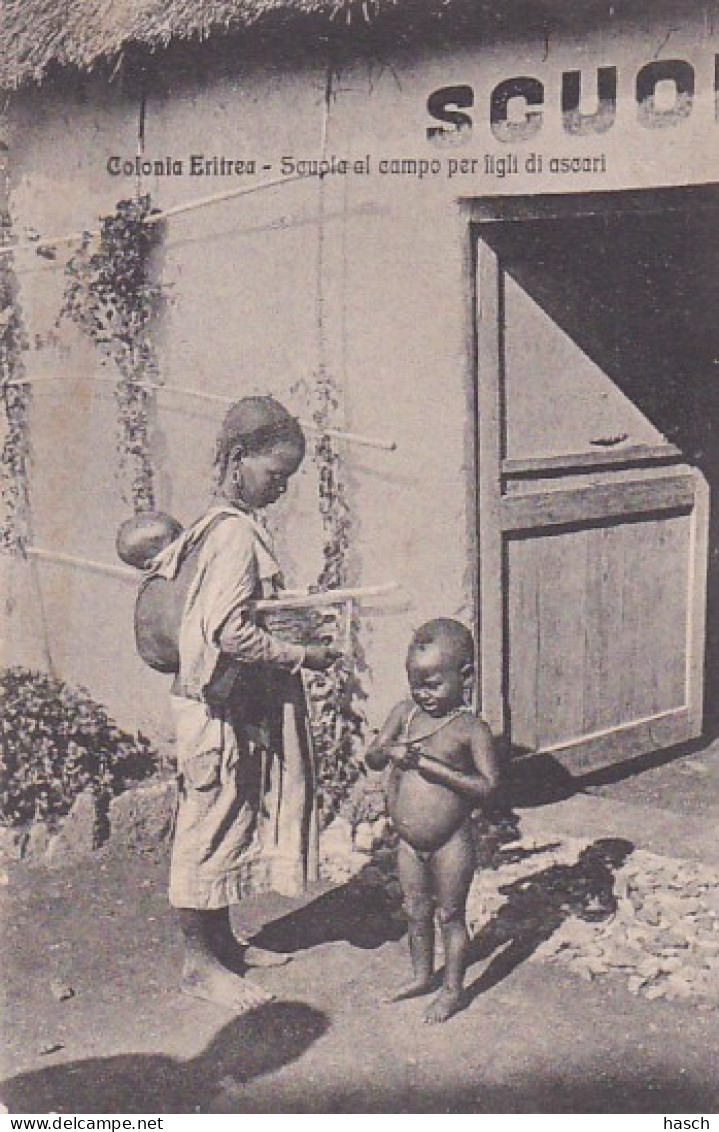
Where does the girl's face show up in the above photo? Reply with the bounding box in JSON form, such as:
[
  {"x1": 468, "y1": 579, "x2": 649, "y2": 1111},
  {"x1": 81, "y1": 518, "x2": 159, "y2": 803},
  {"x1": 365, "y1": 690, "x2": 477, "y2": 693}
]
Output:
[{"x1": 234, "y1": 439, "x2": 305, "y2": 509}]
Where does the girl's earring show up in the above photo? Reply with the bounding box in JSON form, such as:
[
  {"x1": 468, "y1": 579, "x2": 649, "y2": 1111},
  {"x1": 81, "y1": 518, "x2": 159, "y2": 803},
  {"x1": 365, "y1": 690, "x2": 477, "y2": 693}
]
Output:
[{"x1": 232, "y1": 466, "x2": 244, "y2": 493}]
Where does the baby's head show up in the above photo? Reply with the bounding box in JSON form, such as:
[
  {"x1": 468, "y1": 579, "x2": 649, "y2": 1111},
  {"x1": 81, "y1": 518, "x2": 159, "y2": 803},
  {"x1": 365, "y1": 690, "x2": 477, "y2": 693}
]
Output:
[
  {"x1": 116, "y1": 511, "x2": 183, "y2": 570},
  {"x1": 406, "y1": 618, "x2": 475, "y2": 717}
]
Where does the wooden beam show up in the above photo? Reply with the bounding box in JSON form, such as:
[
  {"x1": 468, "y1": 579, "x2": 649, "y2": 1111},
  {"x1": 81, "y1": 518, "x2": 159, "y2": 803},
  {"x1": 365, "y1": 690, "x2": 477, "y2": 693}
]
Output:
[
  {"x1": 527, "y1": 707, "x2": 691, "y2": 773},
  {"x1": 686, "y1": 469, "x2": 710, "y2": 736},
  {"x1": 501, "y1": 473, "x2": 694, "y2": 533},
  {"x1": 464, "y1": 184, "x2": 719, "y2": 226},
  {"x1": 475, "y1": 237, "x2": 505, "y2": 736},
  {"x1": 501, "y1": 442, "x2": 682, "y2": 478}
]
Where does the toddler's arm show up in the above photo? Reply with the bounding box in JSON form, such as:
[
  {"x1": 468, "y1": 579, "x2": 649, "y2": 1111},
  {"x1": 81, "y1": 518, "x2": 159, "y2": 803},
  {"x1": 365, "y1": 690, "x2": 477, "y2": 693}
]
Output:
[{"x1": 365, "y1": 701, "x2": 409, "y2": 771}]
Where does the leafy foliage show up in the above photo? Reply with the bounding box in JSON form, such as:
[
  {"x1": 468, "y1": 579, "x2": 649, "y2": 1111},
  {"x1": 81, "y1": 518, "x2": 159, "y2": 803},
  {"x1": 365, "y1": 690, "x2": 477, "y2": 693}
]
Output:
[
  {"x1": 60, "y1": 196, "x2": 165, "y2": 514},
  {"x1": 339, "y1": 768, "x2": 388, "y2": 830},
  {"x1": 263, "y1": 598, "x2": 366, "y2": 825},
  {"x1": 0, "y1": 207, "x2": 31, "y2": 554},
  {"x1": 305, "y1": 367, "x2": 368, "y2": 827},
  {"x1": 308, "y1": 660, "x2": 367, "y2": 826},
  {"x1": 0, "y1": 667, "x2": 157, "y2": 828}
]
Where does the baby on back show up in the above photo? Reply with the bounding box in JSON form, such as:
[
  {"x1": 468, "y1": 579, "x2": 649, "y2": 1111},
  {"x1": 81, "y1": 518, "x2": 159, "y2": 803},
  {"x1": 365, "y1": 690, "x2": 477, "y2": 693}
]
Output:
[{"x1": 116, "y1": 511, "x2": 184, "y2": 570}]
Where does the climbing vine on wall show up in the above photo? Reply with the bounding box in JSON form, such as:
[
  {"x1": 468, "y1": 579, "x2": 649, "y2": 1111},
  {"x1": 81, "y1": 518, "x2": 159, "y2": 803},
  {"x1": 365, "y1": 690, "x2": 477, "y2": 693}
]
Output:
[
  {"x1": 0, "y1": 207, "x2": 31, "y2": 554},
  {"x1": 309, "y1": 364, "x2": 368, "y2": 826},
  {"x1": 60, "y1": 196, "x2": 165, "y2": 514},
  {"x1": 298, "y1": 129, "x2": 370, "y2": 824}
]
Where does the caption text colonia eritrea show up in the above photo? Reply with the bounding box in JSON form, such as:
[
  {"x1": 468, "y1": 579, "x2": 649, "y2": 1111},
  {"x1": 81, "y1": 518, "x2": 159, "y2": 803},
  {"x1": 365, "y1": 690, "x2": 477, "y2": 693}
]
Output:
[{"x1": 106, "y1": 152, "x2": 607, "y2": 180}]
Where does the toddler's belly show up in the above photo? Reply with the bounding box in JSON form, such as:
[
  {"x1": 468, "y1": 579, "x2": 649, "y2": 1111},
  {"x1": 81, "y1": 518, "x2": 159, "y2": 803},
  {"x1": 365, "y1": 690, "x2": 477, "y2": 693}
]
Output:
[{"x1": 388, "y1": 769, "x2": 470, "y2": 853}]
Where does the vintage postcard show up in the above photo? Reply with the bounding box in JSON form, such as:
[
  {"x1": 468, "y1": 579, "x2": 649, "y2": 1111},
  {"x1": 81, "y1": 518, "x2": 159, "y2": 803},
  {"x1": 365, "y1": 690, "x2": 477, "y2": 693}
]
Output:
[{"x1": 1, "y1": 0, "x2": 718, "y2": 1117}]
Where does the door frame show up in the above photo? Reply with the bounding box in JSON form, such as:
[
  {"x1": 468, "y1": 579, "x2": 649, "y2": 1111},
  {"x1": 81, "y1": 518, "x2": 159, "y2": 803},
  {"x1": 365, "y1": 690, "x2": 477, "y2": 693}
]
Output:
[{"x1": 462, "y1": 183, "x2": 717, "y2": 749}]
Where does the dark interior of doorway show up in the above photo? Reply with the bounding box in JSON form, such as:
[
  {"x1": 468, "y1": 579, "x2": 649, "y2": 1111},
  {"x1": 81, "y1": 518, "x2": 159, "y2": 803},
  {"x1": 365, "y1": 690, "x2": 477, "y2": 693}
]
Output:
[{"x1": 480, "y1": 195, "x2": 719, "y2": 742}]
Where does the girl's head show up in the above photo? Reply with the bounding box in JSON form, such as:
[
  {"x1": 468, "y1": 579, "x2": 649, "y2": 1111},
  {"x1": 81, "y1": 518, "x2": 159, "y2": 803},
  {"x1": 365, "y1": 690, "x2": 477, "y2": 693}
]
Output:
[{"x1": 215, "y1": 395, "x2": 306, "y2": 510}]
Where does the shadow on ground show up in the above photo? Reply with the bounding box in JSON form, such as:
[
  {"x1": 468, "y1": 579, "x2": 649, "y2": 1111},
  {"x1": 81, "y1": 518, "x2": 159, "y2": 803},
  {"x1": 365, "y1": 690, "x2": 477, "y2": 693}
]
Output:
[
  {"x1": 0, "y1": 1001, "x2": 329, "y2": 1114},
  {"x1": 251, "y1": 865, "x2": 406, "y2": 954},
  {"x1": 311, "y1": 1070, "x2": 718, "y2": 1114},
  {"x1": 507, "y1": 740, "x2": 715, "y2": 809},
  {"x1": 463, "y1": 837, "x2": 634, "y2": 1003}
]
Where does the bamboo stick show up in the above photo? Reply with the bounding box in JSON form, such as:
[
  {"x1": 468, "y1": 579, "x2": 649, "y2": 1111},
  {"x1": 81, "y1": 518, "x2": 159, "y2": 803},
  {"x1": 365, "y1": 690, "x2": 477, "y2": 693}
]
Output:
[
  {"x1": 0, "y1": 228, "x2": 96, "y2": 259},
  {"x1": 6, "y1": 373, "x2": 398, "y2": 452},
  {"x1": 26, "y1": 546, "x2": 136, "y2": 581},
  {"x1": 254, "y1": 584, "x2": 397, "y2": 611},
  {"x1": 0, "y1": 171, "x2": 307, "y2": 259},
  {"x1": 143, "y1": 172, "x2": 305, "y2": 225},
  {"x1": 25, "y1": 546, "x2": 398, "y2": 607}
]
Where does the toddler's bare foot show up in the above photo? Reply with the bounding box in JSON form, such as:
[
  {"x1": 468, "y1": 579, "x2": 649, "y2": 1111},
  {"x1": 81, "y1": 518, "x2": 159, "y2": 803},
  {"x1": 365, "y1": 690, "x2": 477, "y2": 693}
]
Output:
[
  {"x1": 423, "y1": 988, "x2": 465, "y2": 1024},
  {"x1": 382, "y1": 978, "x2": 434, "y2": 1004},
  {"x1": 181, "y1": 958, "x2": 274, "y2": 1013}
]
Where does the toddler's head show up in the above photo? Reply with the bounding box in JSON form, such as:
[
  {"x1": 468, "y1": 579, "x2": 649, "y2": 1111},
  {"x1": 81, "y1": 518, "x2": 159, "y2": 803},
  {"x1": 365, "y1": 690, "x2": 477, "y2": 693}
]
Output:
[{"x1": 406, "y1": 618, "x2": 475, "y2": 717}]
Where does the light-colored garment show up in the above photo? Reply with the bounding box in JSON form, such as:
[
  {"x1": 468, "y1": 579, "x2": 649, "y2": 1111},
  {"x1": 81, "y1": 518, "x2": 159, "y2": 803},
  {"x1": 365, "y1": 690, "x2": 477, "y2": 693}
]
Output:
[
  {"x1": 150, "y1": 505, "x2": 304, "y2": 702},
  {"x1": 161, "y1": 504, "x2": 318, "y2": 908},
  {"x1": 169, "y1": 676, "x2": 318, "y2": 907}
]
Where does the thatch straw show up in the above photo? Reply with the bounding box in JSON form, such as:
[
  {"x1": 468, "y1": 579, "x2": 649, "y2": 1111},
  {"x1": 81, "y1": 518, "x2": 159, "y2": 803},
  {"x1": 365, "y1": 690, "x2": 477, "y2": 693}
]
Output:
[
  {"x1": 0, "y1": 0, "x2": 695, "y2": 90},
  {"x1": 0, "y1": 0, "x2": 401, "y2": 88}
]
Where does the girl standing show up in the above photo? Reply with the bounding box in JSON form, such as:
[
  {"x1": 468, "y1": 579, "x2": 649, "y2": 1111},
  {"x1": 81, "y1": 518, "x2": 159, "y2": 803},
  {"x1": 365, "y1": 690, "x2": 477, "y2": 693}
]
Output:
[{"x1": 153, "y1": 396, "x2": 339, "y2": 1011}]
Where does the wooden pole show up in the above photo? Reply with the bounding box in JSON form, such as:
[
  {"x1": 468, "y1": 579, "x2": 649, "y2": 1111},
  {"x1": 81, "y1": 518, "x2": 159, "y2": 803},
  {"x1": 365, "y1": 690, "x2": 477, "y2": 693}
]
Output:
[{"x1": 26, "y1": 546, "x2": 399, "y2": 606}]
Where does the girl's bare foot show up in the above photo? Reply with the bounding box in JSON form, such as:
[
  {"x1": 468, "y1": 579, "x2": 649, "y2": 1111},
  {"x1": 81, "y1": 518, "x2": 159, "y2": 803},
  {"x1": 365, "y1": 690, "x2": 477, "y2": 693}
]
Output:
[
  {"x1": 180, "y1": 957, "x2": 274, "y2": 1013},
  {"x1": 242, "y1": 944, "x2": 291, "y2": 969},
  {"x1": 382, "y1": 978, "x2": 434, "y2": 1004},
  {"x1": 219, "y1": 932, "x2": 291, "y2": 970},
  {"x1": 423, "y1": 988, "x2": 465, "y2": 1024}
]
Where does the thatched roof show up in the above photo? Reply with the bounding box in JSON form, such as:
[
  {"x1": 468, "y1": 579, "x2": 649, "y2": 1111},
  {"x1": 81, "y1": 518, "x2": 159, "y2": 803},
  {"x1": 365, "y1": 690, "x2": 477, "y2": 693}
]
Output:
[
  {"x1": 0, "y1": 0, "x2": 415, "y2": 88},
  {"x1": 0, "y1": 0, "x2": 700, "y2": 90}
]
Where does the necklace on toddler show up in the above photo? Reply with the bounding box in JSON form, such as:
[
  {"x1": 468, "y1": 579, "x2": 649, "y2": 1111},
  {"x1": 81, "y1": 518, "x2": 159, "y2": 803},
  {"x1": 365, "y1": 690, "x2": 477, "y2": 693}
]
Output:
[{"x1": 396, "y1": 705, "x2": 473, "y2": 748}]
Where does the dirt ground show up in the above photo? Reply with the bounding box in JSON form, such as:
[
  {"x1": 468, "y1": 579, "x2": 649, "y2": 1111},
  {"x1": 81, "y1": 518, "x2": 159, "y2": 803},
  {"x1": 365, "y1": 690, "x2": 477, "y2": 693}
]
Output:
[{"x1": 2, "y1": 740, "x2": 719, "y2": 1115}]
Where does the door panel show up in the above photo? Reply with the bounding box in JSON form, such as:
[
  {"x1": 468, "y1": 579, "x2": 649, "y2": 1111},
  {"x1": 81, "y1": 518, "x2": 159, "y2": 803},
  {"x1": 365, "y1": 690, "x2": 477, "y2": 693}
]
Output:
[
  {"x1": 503, "y1": 271, "x2": 666, "y2": 462},
  {"x1": 506, "y1": 505, "x2": 693, "y2": 757},
  {"x1": 475, "y1": 228, "x2": 709, "y2": 772}
]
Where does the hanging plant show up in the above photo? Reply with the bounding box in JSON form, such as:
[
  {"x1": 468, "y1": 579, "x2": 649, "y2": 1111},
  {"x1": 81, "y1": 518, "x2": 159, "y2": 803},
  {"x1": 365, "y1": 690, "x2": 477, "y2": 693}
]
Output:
[
  {"x1": 295, "y1": 137, "x2": 370, "y2": 824},
  {"x1": 60, "y1": 195, "x2": 165, "y2": 514},
  {"x1": 0, "y1": 206, "x2": 31, "y2": 555},
  {"x1": 307, "y1": 364, "x2": 368, "y2": 826}
]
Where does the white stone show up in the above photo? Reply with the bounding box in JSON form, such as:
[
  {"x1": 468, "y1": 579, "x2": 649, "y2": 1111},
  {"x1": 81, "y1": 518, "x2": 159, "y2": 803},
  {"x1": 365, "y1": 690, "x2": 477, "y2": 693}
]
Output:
[
  {"x1": 108, "y1": 778, "x2": 175, "y2": 848},
  {"x1": 0, "y1": 825, "x2": 25, "y2": 861},
  {"x1": 45, "y1": 790, "x2": 103, "y2": 868},
  {"x1": 321, "y1": 816, "x2": 353, "y2": 858},
  {"x1": 370, "y1": 817, "x2": 391, "y2": 843},
  {"x1": 25, "y1": 822, "x2": 51, "y2": 860},
  {"x1": 353, "y1": 822, "x2": 374, "y2": 854}
]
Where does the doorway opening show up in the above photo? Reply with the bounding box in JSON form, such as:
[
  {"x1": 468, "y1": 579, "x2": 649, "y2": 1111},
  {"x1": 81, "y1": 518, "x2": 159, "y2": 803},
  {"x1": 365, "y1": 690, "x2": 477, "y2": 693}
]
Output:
[{"x1": 469, "y1": 186, "x2": 718, "y2": 774}]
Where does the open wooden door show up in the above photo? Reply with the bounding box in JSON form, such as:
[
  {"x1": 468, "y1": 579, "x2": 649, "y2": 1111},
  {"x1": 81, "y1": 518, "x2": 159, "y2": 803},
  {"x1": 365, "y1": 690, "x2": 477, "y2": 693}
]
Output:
[{"x1": 472, "y1": 192, "x2": 711, "y2": 773}]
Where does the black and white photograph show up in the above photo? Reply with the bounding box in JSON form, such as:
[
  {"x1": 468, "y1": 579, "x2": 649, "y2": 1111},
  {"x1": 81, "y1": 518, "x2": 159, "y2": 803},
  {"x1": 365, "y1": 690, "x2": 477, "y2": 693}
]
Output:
[{"x1": 0, "y1": 0, "x2": 718, "y2": 1116}]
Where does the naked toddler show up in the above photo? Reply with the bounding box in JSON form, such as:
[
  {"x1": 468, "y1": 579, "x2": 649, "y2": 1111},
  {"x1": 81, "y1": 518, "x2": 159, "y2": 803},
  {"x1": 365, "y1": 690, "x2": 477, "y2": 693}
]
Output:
[{"x1": 366, "y1": 618, "x2": 500, "y2": 1023}]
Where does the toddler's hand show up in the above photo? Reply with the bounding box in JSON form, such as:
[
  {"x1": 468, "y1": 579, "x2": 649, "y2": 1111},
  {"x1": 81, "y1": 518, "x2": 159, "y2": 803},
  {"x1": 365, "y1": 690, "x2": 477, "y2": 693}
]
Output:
[
  {"x1": 389, "y1": 743, "x2": 421, "y2": 770},
  {"x1": 404, "y1": 743, "x2": 422, "y2": 769},
  {"x1": 303, "y1": 644, "x2": 344, "y2": 671}
]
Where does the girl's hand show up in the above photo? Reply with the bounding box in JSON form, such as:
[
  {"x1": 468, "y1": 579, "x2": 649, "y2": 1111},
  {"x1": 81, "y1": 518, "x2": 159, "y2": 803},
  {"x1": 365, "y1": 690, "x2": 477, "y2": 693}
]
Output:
[{"x1": 303, "y1": 644, "x2": 344, "y2": 671}]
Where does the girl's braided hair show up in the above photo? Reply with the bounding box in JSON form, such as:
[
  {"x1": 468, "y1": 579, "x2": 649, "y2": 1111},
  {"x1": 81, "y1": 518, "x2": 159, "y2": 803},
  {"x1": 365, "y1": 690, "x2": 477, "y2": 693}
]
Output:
[{"x1": 214, "y1": 395, "x2": 305, "y2": 483}]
